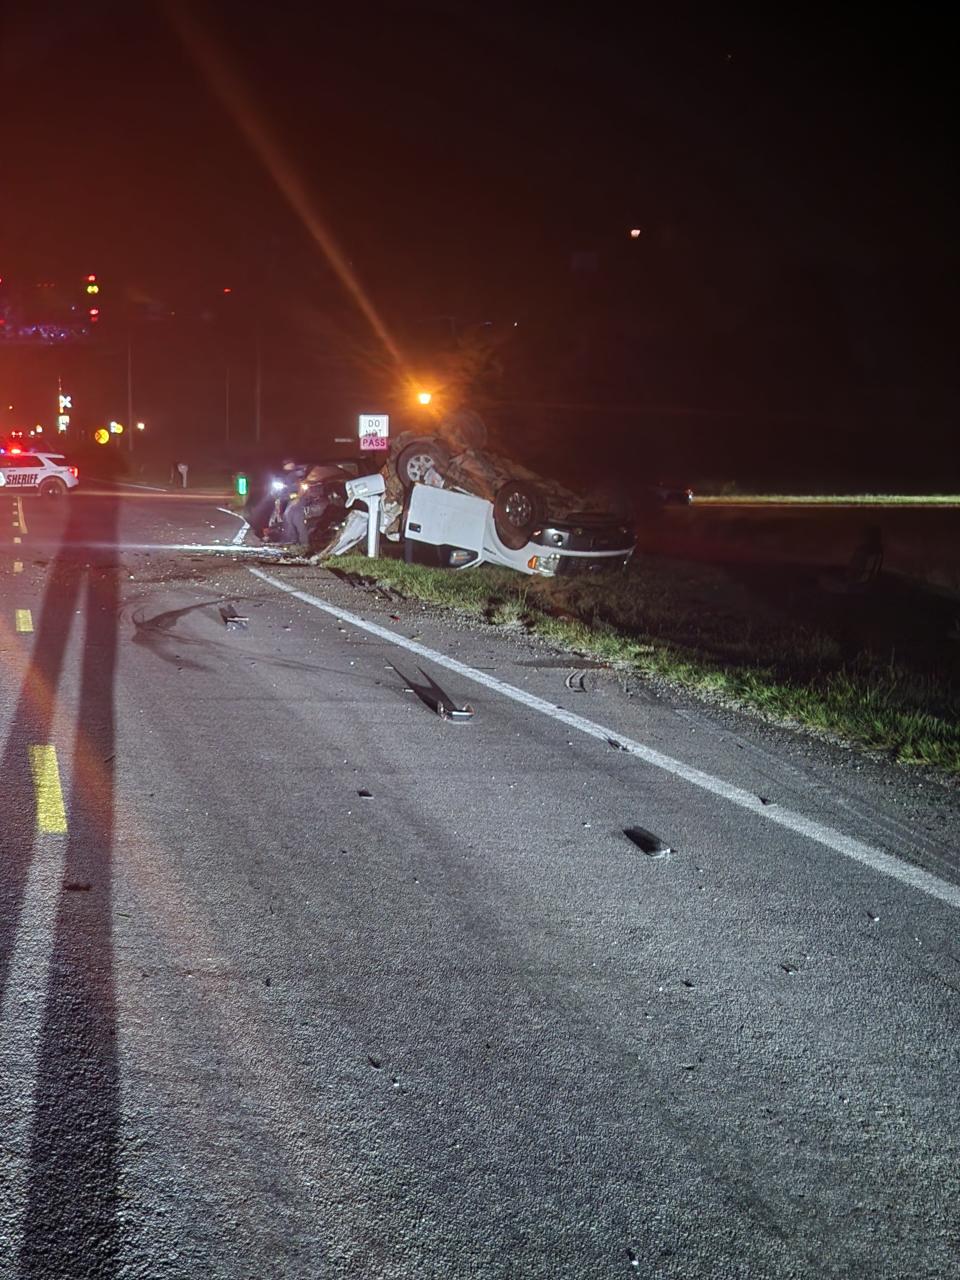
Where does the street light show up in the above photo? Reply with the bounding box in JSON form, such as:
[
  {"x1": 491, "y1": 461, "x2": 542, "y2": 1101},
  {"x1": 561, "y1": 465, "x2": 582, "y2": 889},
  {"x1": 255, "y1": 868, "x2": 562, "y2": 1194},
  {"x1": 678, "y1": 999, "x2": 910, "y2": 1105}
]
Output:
[
  {"x1": 136, "y1": 421, "x2": 145, "y2": 431},
  {"x1": 417, "y1": 391, "x2": 432, "y2": 405}
]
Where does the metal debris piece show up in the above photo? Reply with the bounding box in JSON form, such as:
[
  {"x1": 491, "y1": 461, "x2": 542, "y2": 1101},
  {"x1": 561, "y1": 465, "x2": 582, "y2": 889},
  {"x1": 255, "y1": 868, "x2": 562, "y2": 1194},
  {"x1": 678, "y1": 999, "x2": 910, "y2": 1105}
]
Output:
[
  {"x1": 389, "y1": 662, "x2": 475, "y2": 721},
  {"x1": 357, "y1": 788, "x2": 374, "y2": 798},
  {"x1": 758, "y1": 795, "x2": 774, "y2": 806},
  {"x1": 437, "y1": 701, "x2": 475, "y2": 721},
  {"x1": 565, "y1": 670, "x2": 587, "y2": 692},
  {"x1": 780, "y1": 962, "x2": 798, "y2": 974},
  {"x1": 607, "y1": 737, "x2": 629, "y2": 751},
  {"x1": 219, "y1": 604, "x2": 248, "y2": 630},
  {"x1": 623, "y1": 826, "x2": 673, "y2": 858}
]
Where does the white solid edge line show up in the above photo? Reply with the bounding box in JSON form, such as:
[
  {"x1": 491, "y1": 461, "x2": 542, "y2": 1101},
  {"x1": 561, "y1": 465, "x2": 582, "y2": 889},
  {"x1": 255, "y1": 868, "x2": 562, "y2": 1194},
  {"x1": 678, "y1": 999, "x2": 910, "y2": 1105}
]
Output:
[
  {"x1": 216, "y1": 506, "x2": 250, "y2": 545},
  {"x1": 249, "y1": 566, "x2": 960, "y2": 913}
]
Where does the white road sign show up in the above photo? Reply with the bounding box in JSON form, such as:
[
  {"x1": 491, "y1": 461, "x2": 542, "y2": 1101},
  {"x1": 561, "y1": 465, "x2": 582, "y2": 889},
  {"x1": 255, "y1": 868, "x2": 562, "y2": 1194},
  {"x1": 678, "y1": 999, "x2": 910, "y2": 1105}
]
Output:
[{"x1": 358, "y1": 413, "x2": 390, "y2": 451}]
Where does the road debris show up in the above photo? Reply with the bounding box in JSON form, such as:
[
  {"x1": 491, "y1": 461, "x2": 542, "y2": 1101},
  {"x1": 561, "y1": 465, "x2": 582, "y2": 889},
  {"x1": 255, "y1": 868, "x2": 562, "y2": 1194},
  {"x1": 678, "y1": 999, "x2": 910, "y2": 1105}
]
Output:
[
  {"x1": 388, "y1": 663, "x2": 475, "y2": 721},
  {"x1": 358, "y1": 788, "x2": 374, "y2": 799},
  {"x1": 565, "y1": 670, "x2": 587, "y2": 692},
  {"x1": 623, "y1": 826, "x2": 673, "y2": 857},
  {"x1": 219, "y1": 604, "x2": 248, "y2": 630}
]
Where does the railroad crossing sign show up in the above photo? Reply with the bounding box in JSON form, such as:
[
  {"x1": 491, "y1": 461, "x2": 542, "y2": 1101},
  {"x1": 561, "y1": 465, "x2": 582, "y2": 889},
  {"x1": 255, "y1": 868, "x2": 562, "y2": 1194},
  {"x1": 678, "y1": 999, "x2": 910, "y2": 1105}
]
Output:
[{"x1": 358, "y1": 413, "x2": 389, "y2": 451}]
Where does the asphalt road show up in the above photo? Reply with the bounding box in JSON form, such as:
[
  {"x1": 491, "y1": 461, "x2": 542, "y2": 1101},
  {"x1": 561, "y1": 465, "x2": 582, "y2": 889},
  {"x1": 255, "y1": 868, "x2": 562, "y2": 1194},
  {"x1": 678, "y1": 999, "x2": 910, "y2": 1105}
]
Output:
[{"x1": 1, "y1": 482, "x2": 958, "y2": 1279}]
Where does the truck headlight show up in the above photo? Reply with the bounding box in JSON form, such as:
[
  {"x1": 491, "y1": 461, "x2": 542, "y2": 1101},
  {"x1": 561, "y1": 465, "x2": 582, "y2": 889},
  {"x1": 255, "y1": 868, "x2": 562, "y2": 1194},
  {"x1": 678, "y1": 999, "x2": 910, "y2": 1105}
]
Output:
[{"x1": 527, "y1": 552, "x2": 560, "y2": 575}]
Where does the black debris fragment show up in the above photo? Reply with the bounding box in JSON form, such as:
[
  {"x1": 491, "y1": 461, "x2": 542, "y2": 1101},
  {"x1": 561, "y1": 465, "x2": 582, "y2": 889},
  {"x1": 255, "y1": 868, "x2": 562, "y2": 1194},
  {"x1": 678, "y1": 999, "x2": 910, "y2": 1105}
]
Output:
[
  {"x1": 759, "y1": 796, "x2": 774, "y2": 806},
  {"x1": 437, "y1": 701, "x2": 475, "y2": 721},
  {"x1": 367, "y1": 1055, "x2": 382, "y2": 1069},
  {"x1": 781, "y1": 962, "x2": 799, "y2": 974},
  {"x1": 623, "y1": 826, "x2": 673, "y2": 858},
  {"x1": 565, "y1": 670, "x2": 587, "y2": 692},
  {"x1": 389, "y1": 663, "x2": 475, "y2": 721},
  {"x1": 357, "y1": 788, "x2": 374, "y2": 799},
  {"x1": 607, "y1": 737, "x2": 628, "y2": 751},
  {"x1": 64, "y1": 882, "x2": 92, "y2": 892},
  {"x1": 219, "y1": 604, "x2": 248, "y2": 630}
]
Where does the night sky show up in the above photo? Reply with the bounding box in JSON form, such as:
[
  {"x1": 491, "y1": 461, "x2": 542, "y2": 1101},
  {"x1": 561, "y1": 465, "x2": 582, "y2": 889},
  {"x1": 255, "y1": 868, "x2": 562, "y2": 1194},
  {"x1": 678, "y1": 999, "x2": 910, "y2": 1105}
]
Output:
[{"x1": 1, "y1": 2, "x2": 956, "y2": 486}]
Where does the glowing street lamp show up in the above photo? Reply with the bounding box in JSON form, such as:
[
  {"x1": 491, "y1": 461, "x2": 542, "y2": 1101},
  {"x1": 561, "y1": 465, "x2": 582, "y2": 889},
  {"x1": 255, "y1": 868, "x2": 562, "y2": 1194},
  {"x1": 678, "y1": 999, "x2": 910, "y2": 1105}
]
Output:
[
  {"x1": 136, "y1": 420, "x2": 146, "y2": 431},
  {"x1": 416, "y1": 391, "x2": 432, "y2": 406}
]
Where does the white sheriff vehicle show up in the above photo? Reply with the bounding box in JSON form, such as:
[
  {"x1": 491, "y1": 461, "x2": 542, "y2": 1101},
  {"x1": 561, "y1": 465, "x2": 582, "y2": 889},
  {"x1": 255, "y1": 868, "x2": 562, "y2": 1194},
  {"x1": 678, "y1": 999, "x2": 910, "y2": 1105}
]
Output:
[{"x1": 0, "y1": 449, "x2": 80, "y2": 495}]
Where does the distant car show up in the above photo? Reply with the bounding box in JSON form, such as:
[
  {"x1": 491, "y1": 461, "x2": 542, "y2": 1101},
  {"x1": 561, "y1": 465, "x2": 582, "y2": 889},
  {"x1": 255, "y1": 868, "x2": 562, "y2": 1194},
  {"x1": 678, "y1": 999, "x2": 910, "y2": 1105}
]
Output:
[
  {"x1": 648, "y1": 482, "x2": 693, "y2": 505},
  {"x1": 0, "y1": 450, "x2": 79, "y2": 495}
]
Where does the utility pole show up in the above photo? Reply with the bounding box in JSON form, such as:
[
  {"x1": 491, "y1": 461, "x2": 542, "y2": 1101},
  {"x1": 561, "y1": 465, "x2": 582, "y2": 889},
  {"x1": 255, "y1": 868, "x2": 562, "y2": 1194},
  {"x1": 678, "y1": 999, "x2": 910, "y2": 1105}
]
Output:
[
  {"x1": 127, "y1": 331, "x2": 134, "y2": 453},
  {"x1": 254, "y1": 328, "x2": 262, "y2": 444}
]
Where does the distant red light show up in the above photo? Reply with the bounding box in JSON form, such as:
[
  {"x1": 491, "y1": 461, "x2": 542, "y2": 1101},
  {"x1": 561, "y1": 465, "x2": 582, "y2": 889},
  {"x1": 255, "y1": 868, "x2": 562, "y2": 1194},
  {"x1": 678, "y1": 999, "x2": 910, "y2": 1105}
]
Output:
[
  {"x1": 86, "y1": 274, "x2": 97, "y2": 282},
  {"x1": 10, "y1": 445, "x2": 22, "y2": 454},
  {"x1": 70, "y1": 466, "x2": 79, "y2": 478},
  {"x1": 222, "y1": 287, "x2": 232, "y2": 294}
]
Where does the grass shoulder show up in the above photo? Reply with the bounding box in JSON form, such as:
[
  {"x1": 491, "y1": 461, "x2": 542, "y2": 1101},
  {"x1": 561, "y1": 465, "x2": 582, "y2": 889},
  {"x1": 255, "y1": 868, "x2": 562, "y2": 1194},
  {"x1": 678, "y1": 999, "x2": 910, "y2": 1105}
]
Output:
[{"x1": 333, "y1": 552, "x2": 960, "y2": 776}]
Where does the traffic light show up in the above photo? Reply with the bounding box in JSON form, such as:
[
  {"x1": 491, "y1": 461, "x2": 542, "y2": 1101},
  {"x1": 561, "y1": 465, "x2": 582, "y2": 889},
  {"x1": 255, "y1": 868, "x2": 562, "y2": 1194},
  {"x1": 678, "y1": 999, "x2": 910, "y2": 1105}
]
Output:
[{"x1": 85, "y1": 274, "x2": 99, "y2": 295}]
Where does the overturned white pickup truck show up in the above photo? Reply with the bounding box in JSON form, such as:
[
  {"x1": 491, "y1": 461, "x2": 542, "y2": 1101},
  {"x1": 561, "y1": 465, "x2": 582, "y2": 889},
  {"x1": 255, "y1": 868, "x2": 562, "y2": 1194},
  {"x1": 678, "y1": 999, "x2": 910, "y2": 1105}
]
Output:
[
  {"x1": 402, "y1": 481, "x2": 636, "y2": 576},
  {"x1": 322, "y1": 425, "x2": 637, "y2": 577}
]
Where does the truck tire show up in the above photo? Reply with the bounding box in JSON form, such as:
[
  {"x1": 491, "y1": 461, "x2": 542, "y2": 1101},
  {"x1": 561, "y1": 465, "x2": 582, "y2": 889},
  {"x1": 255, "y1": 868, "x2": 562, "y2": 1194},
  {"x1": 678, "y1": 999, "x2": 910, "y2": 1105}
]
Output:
[
  {"x1": 396, "y1": 438, "x2": 451, "y2": 492},
  {"x1": 493, "y1": 479, "x2": 544, "y2": 550}
]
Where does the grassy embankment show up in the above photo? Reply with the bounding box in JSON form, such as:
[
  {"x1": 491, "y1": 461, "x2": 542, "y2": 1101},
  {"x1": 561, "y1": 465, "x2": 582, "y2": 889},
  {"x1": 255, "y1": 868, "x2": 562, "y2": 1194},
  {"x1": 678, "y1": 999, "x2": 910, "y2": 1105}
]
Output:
[
  {"x1": 695, "y1": 494, "x2": 960, "y2": 506},
  {"x1": 333, "y1": 552, "x2": 960, "y2": 776}
]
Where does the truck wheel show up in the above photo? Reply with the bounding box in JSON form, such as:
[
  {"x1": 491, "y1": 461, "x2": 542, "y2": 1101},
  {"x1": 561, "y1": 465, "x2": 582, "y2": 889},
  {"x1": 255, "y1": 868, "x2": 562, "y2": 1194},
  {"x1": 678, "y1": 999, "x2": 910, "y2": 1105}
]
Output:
[
  {"x1": 396, "y1": 438, "x2": 451, "y2": 491},
  {"x1": 493, "y1": 480, "x2": 544, "y2": 550},
  {"x1": 39, "y1": 477, "x2": 67, "y2": 497}
]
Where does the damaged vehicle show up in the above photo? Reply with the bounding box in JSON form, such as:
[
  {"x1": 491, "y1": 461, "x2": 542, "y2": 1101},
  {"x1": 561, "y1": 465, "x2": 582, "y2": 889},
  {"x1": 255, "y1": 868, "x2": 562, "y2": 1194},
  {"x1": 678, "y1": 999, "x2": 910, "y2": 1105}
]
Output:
[{"x1": 318, "y1": 416, "x2": 637, "y2": 577}]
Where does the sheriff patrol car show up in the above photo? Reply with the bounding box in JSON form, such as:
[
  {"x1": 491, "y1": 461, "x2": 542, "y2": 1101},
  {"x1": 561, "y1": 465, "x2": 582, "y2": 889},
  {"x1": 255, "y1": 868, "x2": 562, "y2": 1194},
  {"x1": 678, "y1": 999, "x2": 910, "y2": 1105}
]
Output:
[{"x1": 0, "y1": 449, "x2": 79, "y2": 495}]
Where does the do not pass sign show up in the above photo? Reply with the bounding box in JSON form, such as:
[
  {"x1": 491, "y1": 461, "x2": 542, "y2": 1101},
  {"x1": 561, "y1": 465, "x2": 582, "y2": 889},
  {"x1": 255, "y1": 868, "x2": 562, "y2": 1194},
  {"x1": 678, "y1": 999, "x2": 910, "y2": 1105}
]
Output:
[{"x1": 358, "y1": 413, "x2": 389, "y2": 451}]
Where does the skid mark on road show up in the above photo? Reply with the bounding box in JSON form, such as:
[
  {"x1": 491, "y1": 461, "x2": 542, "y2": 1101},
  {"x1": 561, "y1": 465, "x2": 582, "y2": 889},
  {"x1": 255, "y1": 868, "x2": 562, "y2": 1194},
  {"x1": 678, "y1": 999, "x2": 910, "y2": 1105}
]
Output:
[{"x1": 250, "y1": 567, "x2": 960, "y2": 913}]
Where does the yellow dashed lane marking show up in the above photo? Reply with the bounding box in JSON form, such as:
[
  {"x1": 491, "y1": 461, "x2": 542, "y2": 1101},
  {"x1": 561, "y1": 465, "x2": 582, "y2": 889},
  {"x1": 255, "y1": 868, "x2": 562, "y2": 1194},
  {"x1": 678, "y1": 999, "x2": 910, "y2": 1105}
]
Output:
[
  {"x1": 14, "y1": 561, "x2": 23, "y2": 573},
  {"x1": 28, "y1": 746, "x2": 68, "y2": 833},
  {"x1": 16, "y1": 497, "x2": 26, "y2": 533},
  {"x1": 15, "y1": 609, "x2": 33, "y2": 633},
  {"x1": 13, "y1": 536, "x2": 21, "y2": 544}
]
